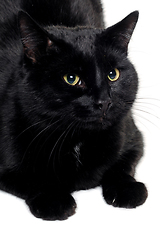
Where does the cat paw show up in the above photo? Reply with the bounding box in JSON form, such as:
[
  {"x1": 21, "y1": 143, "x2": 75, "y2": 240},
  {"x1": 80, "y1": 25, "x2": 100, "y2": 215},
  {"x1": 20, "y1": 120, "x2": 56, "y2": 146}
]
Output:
[
  {"x1": 102, "y1": 181, "x2": 148, "y2": 209},
  {"x1": 26, "y1": 193, "x2": 77, "y2": 221}
]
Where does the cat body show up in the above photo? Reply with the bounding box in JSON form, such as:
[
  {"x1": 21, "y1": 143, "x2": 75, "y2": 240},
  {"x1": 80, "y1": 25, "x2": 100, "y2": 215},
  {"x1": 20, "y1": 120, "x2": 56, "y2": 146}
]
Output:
[{"x1": 0, "y1": 0, "x2": 147, "y2": 220}]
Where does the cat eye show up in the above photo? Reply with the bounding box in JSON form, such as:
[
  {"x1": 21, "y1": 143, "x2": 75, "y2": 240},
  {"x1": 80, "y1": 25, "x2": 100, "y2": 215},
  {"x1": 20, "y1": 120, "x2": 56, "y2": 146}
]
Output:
[
  {"x1": 108, "y1": 68, "x2": 120, "y2": 82},
  {"x1": 63, "y1": 74, "x2": 81, "y2": 86}
]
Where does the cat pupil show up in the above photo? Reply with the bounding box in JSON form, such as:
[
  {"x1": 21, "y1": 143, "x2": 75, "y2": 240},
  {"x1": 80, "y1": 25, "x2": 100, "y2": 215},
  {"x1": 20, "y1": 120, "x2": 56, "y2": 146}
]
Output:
[
  {"x1": 68, "y1": 74, "x2": 76, "y2": 84},
  {"x1": 109, "y1": 70, "x2": 116, "y2": 79}
]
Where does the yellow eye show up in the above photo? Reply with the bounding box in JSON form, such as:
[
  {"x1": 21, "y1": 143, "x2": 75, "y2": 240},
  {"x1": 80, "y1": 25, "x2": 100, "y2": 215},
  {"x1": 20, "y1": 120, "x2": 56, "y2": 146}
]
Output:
[
  {"x1": 63, "y1": 74, "x2": 80, "y2": 86},
  {"x1": 108, "y1": 68, "x2": 120, "y2": 82}
]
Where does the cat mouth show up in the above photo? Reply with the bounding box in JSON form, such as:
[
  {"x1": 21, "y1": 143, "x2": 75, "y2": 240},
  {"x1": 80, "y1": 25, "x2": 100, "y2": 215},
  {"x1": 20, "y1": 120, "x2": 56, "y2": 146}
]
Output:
[
  {"x1": 99, "y1": 116, "x2": 106, "y2": 123},
  {"x1": 98, "y1": 115, "x2": 111, "y2": 126},
  {"x1": 82, "y1": 114, "x2": 112, "y2": 129},
  {"x1": 75, "y1": 104, "x2": 112, "y2": 128}
]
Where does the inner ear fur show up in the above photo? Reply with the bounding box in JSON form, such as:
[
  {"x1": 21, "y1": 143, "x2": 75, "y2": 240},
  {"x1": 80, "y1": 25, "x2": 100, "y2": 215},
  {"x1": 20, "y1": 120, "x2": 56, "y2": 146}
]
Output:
[
  {"x1": 18, "y1": 11, "x2": 53, "y2": 63},
  {"x1": 101, "y1": 11, "x2": 139, "y2": 53}
]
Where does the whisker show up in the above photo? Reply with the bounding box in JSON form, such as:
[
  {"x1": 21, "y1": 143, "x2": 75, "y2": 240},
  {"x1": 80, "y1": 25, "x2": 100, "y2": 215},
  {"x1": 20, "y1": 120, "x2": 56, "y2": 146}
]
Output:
[
  {"x1": 134, "y1": 104, "x2": 160, "y2": 120},
  {"x1": 49, "y1": 121, "x2": 76, "y2": 164},
  {"x1": 21, "y1": 118, "x2": 62, "y2": 164},
  {"x1": 35, "y1": 118, "x2": 64, "y2": 158},
  {"x1": 47, "y1": 120, "x2": 77, "y2": 180},
  {"x1": 57, "y1": 120, "x2": 78, "y2": 161},
  {"x1": 133, "y1": 112, "x2": 151, "y2": 133},
  {"x1": 133, "y1": 108, "x2": 160, "y2": 131},
  {"x1": 21, "y1": 125, "x2": 52, "y2": 162},
  {"x1": 32, "y1": 118, "x2": 66, "y2": 171},
  {"x1": 15, "y1": 117, "x2": 52, "y2": 140},
  {"x1": 70, "y1": 120, "x2": 81, "y2": 139},
  {"x1": 137, "y1": 97, "x2": 160, "y2": 103},
  {"x1": 134, "y1": 108, "x2": 160, "y2": 121},
  {"x1": 135, "y1": 101, "x2": 160, "y2": 110}
]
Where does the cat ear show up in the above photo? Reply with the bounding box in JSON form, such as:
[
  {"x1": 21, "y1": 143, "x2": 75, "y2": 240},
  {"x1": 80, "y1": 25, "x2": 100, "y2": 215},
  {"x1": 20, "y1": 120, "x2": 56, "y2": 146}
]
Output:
[
  {"x1": 104, "y1": 11, "x2": 139, "y2": 53},
  {"x1": 18, "y1": 11, "x2": 52, "y2": 63}
]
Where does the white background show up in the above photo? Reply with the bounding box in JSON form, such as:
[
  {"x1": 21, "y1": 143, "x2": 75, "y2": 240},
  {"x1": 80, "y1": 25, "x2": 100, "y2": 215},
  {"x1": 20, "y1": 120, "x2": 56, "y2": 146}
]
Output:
[{"x1": 1, "y1": 0, "x2": 160, "y2": 239}]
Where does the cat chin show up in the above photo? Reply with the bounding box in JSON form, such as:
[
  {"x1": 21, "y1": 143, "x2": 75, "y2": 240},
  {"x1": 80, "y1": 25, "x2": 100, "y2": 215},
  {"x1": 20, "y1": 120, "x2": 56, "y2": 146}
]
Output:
[
  {"x1": 96, "y1": 120, "x2": 112, "y2": 130},
  {"x1": 82, "y1": 118, "x2": 112, "y2": 131}
]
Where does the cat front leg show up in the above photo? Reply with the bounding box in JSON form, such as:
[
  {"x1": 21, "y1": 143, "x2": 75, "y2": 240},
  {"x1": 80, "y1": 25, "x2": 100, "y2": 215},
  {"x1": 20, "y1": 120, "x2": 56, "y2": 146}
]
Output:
[
  {"x1": 26, "y1": 190, "x2": 77, "y2": 221},
  {"x1": 101, "y1": 150, "x2": 148, "y2": 209},
  {"x1": 102, "y1": 172, "x2": 147, "y2": 208},
  {"x1": 0, "y1": 171, "x2": 77, "y2": 220}
]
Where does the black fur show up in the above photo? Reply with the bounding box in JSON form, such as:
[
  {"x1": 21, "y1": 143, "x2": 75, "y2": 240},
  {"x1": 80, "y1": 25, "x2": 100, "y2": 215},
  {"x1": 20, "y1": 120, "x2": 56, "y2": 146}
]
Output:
[{"x1": 0, "y1": 0, "x2": 148, "y2": 220}]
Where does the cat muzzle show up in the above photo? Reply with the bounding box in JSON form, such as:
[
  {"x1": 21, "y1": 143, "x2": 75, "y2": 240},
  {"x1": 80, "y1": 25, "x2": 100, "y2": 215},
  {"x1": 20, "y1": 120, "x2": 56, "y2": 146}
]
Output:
[{"x1": 96, "y1": 100, "x2": 111, "y2": 117}]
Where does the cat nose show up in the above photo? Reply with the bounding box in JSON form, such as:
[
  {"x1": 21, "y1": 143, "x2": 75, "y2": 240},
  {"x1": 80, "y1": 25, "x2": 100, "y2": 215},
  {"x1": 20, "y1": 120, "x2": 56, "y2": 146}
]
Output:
[{"x1": 96, "y1": 100, "x2": 111, "y2": 116}]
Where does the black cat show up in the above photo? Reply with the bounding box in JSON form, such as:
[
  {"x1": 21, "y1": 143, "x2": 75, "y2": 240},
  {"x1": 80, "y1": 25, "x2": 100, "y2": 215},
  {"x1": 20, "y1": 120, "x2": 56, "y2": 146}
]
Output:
[{"x1": 0, "y1": 0, "x2": 148, "y2": 220}]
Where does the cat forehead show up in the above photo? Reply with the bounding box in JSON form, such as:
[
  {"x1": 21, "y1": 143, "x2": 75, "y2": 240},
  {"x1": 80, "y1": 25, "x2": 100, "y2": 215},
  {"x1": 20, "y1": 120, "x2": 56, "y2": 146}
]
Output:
[
  {"x1": 47, "y1": 27, "x2": 103, "y2": 51},
  {"x1": 48, "y1": 26, "x2": 102, "y2": 40}
]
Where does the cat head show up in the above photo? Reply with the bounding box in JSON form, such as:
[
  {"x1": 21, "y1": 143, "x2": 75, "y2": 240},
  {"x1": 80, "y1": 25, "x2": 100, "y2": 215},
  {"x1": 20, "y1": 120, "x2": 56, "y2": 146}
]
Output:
[{"x1": 18, "y1": 11, "x2": 139, "y2": 130}]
